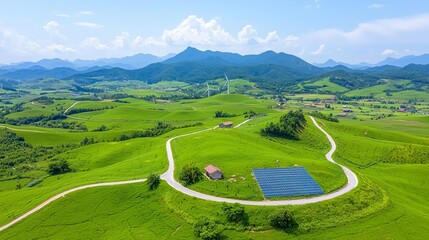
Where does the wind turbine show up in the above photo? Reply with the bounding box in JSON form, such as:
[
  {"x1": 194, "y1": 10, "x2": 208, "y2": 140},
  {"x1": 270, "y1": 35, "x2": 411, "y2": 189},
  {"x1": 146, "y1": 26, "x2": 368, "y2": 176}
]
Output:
[
  {"x1": 223, "y1": 73, "x2": 230, "y2": 94},
  {"x1": 203, "y1": 82, "x2": 218, "y2": 97}
]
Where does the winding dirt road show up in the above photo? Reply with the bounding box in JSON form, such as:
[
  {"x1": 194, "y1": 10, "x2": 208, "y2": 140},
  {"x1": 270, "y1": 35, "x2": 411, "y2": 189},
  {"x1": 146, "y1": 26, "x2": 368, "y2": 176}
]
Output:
[
  {"x1": 161, "y1": 116, "x2": 358, "y2": 206},
  {"x1": 0, "y1": 116, "x2": 358, "y2": 231},
  {"x1": 0, "y1": 179, "x2": 146, "y2": 232}
]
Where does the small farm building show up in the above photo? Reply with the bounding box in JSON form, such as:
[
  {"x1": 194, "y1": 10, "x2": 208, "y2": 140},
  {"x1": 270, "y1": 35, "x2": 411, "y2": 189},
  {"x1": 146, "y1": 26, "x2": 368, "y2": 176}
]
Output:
[
  {"x1": 219, "y1": 121, "x2": 233, "y2": 128},
  {"x1": 204, "y1": 165, "x2": 223, "y2": 180}
]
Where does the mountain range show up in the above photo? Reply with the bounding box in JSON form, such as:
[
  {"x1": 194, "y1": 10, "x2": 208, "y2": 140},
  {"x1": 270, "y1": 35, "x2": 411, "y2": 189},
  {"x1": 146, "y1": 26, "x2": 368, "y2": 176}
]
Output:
[
  {"x1": 315, "y1": 54, "x2": 429, "y2": 69},
  {"x1": 0, "y1": 53, "x2": 173, "y2": 71},
  {"x1": 0, "y1": 47, "x2": 428, "y2": 91}
]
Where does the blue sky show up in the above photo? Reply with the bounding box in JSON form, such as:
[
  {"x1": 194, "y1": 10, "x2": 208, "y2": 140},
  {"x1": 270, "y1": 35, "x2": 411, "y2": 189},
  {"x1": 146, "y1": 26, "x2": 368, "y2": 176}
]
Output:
[{"x1": 1, "y1": 0, "x2": 429, "y2": 64}]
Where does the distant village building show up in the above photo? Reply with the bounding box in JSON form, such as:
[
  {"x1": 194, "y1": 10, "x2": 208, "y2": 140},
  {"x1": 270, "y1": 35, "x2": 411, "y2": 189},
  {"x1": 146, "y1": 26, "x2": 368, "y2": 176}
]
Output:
[
  {"x1": 219, "y1": 121, "x2": 233, "y2": 128},
  {"x1": 343, "y1": 109, "x2": 353, "y2": 113},
  {"x1": 204, "y1": 165, "x2": 223, "y2": 180}
]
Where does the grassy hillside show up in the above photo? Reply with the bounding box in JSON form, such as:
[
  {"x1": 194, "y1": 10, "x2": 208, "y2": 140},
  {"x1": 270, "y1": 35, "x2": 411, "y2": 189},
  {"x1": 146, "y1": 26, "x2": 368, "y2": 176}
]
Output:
[
  {"x1": 303, "y1": 77, "x2": 349, "y2": 93},
  {"x1": 0, "y1": 93, "x2": 428, "y2": 239},
  {"x1": 173, "y1": 115, "x2": 345, "y2": 200}
]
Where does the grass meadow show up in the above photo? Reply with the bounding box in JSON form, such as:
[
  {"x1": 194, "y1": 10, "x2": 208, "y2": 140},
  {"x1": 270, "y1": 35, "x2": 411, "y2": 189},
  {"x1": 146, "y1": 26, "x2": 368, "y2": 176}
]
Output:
[{"x1": 0, "y1": 93, "x2": 428, "y2": 239}]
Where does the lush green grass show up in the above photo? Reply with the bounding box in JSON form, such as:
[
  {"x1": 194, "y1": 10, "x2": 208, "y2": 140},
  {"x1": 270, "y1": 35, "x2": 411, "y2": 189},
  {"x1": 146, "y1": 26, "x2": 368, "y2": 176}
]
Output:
[
  {"x1": 304, "y1": 77, "x2": 349, "y2": 93},
  {"x1": 288, "y1": 94, "x2": 336, "y2": 100},
  {"x1": 1, "y1": 92, "x2": 428, "y2": 239},
  {"x1": 377, "y1": 90, "x2": 429, "y2": 101},
  {"x1": 0, "y1": 184, "x2": 196, "y2": 240},
  {"x1": 173, "y1": 115, "x2": 346, "y2": 200}
]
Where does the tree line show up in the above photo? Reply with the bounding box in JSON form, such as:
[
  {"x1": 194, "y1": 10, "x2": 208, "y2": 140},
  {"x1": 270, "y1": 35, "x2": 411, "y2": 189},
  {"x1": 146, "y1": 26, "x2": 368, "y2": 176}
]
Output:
[{"x1": 261, "y1": 110, "x2": 307, "y2": 139}]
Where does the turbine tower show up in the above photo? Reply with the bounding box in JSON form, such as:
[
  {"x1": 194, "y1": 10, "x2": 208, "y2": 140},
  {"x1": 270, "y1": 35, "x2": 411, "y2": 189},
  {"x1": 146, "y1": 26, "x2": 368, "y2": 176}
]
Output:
[
  {"x1": 203, "y1": 82, "x2": 218, "y2": 97},
  {"x1": 224, "y1": 73, "x2": 230, "y2": 94}
]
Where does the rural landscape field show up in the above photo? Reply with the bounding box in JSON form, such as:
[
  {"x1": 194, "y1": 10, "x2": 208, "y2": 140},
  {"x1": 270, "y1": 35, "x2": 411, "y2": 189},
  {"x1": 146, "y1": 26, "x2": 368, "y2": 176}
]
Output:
[{"x1": 1, "y1": 1, "x2": 428, "y2": 239}]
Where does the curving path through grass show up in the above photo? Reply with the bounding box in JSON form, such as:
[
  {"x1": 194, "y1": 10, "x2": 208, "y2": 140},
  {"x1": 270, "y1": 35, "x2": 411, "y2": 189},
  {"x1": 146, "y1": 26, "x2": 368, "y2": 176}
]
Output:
[
  {"x1": 0, "y1": 179, "x2": 146, "y2": 232},
  {"x1": 0, "y1": 116, "x2": 358, "y2": 231},
  {"x1": 161, "y1": 116, "x2": 359, "y2": 206}
]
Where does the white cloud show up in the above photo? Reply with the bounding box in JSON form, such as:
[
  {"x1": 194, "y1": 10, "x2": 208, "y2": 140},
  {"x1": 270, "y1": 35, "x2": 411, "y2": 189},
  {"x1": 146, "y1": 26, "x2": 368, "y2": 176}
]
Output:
[
  {"x1": 368, "y1": 3, "x2": 384, "y2": 9},
  {"x1": 382, "y1": 49, "x2": 396, "y2": 55},
  {"x1": 43, "y1": 21, "x2": 59, "y2": 32},
  {"x1": 112, "y1": 31, "x2": 130, "y2": 48},
  {"x1": 161, "y1": 15, "x2": 234, "y2": 45},
  {"x1": 285, "y1": 35, "x2": 300, "y2": 41},
  {"x1": 0, "y1": 28, "x2": 41, "y2": 54},
  {"x1": 75, "y1": 22, "x2": 103, "y2": 28},
  {"x1": 43, "y1": 21, "x2": 65, "y2": 39},
  {"x1": 238, "y1": 25, "x2": 258, "y2": 44},
  {"x1": 310, "y1": 44, "x2": 325, "y2": 55},
  {"x1": 81, "y1": 37, "x2": 108, "y2": 50},
  {"x1": 308, "y1": 13, "x2": 429, "y2": 45},
  {"x1": 78, "y1": 10, "x2": 94, "y2": 16},
  {"x1": 259, "y1": 31, "x2": 279, "y2": 43},
  {"x1": 45, "y1": 44, "x2": 75, "y2": 53},
  {"x1": 132, "y1": 36, "x2": 166, "y2": 48}
]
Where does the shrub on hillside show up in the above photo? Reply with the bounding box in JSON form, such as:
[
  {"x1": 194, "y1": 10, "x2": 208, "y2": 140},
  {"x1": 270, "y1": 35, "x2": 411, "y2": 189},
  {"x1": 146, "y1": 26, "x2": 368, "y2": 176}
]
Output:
[
  {"x1": 180, "y1": 164, "x2": 203, "y2": 186},
  {"x1": 221, "y1": 203, "x2": 248, "y2": 225},
  {"x1": 47, "y1": 160, "x2": 72, "y2": 175},
  {"x1": 214, "y1": 111, "x2": 236, "y2": 118},
  {"x1": 194, "y1": 217, "x2": 224, "y2": 240},
  {"x1": 269, "y1": 209, "x2": 298, "y2": 232},
  {"x1": 147, "y1": 173, "x2": 161, "y2": 190},
  {"x1": 310, "y1": 111, "x2": 339, "y2": 122}
]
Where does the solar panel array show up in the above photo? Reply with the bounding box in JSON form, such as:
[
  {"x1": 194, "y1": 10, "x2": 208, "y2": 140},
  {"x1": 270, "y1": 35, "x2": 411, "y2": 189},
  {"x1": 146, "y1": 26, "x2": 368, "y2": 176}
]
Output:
[{"x1": 253, "y1": 167, "x2": 324, "y2": 198}]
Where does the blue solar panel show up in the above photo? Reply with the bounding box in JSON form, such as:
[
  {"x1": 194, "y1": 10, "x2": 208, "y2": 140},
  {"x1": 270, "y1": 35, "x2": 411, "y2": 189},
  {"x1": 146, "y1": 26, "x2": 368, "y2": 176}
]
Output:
[{"x1": 253, "y1": 167, "x2": 324, "y2": 198}]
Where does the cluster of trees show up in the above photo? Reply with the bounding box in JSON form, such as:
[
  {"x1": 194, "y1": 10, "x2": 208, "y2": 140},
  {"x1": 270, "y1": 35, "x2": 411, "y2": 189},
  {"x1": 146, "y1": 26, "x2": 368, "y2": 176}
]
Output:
[
  {"x1": 0, "y1": 111, "x2": 88, "y2": 131},
  {"x1": 261, "y1": 110, "x2": 307, "y2": 139},
  {"x1": 115, "y1": 122, "x2": 202, "y2": 141},
  {"x1": 47, "y1": 160, "x2": 72, "y2": 175},
  {"x1": 213, "y1": 111, "x2": 237, "y2": 118},
  {"x1": 66, "y1": 106, "x2": 114, "y2": 115},
  {"x1": 328, "y1": 71, "x2": 380, "y2": 90},
  {"x1": 32, "y1": 96, "x2": 54, "y2": 105},
  {"x1": 92, "y1": 125, "x2": 107, "y2": 132},
  {"x1": 194, "y1": 217, "x2": 224, "y2": 240},
  {"x1": 116, "y1": 121, "x2": 175, "y2": 141},
  {"x1": 243, "y1": 110, "x2": 257, "y2": 118},
  {"x1": 0, "y1": 103, "x2": 25, "y2": 117},
  {"x1": 192, "y1": 204, "x2": 298, "y2": 239},
  {"x1": 80, "y1": 137, "x2": 96, "y2": 146},
  {"x1": 221, "y1": 203, "x2": 248, "y2": 225},
  {"x1": 0, "y1": 129, "x2": 78, "y2": 180},
  {"x1": 310, "y1": 111, "x2": 339, "y2": 122},
  {"x1": 180, "y1": 164, "x2": 203, "y2": 186}
]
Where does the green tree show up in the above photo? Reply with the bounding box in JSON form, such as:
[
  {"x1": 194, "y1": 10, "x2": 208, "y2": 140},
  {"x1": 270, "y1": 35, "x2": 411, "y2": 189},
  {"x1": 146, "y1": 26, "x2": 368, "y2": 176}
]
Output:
[
  {"x1": 180, "y1": 164, "x2": 203, "y2": 186},
  {"x1": 269, "y1": 209, "x2": 298, "y2": 232},
  {"x1": 221, "y1": 203, "x2": 248, "y2": 225},
  {"x1": 147, "y1": 173, "x2": 161, "y2": 190},
  {"x1": 47, "y1": 160, "x2": 72, "y2": 175},
  {"x1": 194, "y1": 217, "x2": 224, "y2": 240},
  {"x1": 261, "y1": 109, "x2": 307, "y2": 139}
]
